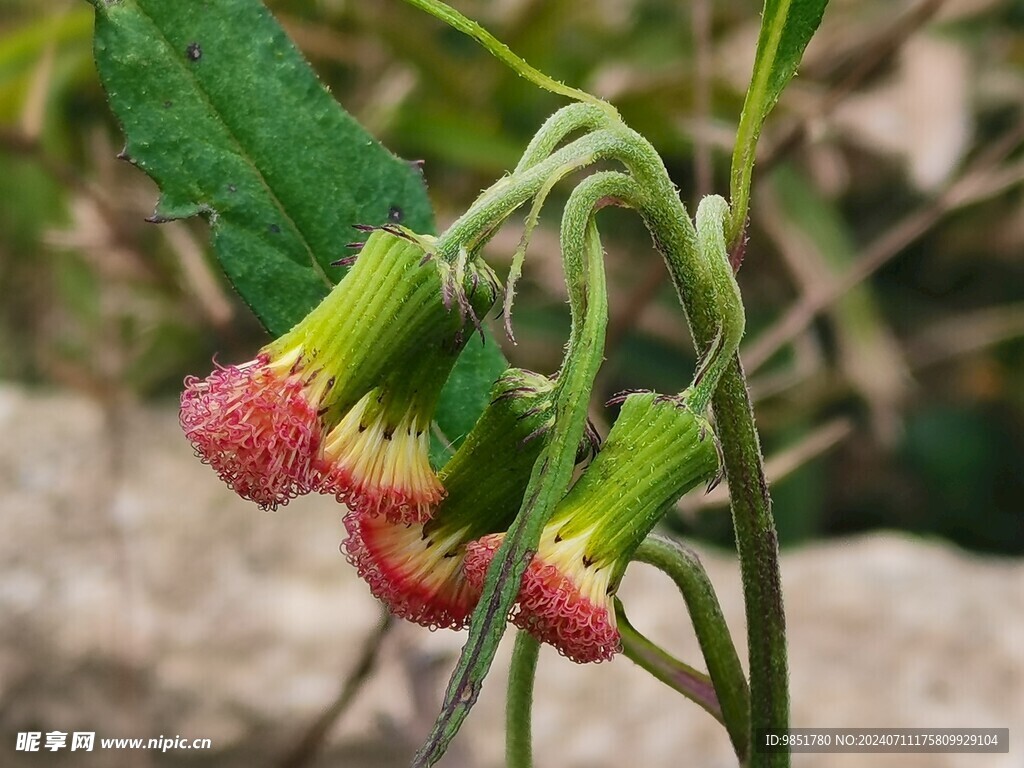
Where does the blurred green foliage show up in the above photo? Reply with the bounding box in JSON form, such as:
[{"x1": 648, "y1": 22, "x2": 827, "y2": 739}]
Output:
[{"x1": 1, "y1": 0, "x2": 1022, "y2": 555}]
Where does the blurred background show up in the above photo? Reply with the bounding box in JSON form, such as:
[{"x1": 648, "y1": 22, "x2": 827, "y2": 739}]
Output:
[
  {"x1": 0, "y1": 0, "x2": 1022, "y2": 766},
  {"x1": 2, "y1": 0, "x2": 1023, "y2": 554}
]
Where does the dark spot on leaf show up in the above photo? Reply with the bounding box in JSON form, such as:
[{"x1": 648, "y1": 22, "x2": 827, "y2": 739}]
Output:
[
  {"x1": 163, "y1": 100, "x2": 173, "y2": 108},
  {"x1": 268, "y1": 223, "x2": 281, "y2": 234},
  {"x1": 186, "y1": 42, "x2": 202, "y2": 61},
  {"x1": 388, "y1": 205, "x2": 403, "y2": 223}
]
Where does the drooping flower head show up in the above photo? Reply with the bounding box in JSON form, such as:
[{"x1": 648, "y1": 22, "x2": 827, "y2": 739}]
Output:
[
  {"x1": 315, "y1": 240, "x2": 497, "y2": 524},
  {"x1": 464, "y1": 391, "x2": 721, "y2": 662},
  {"x1": 180, "y1": 228, "x2": 496, "y2": 511},
  {"x1": 317, "y1": 349, "x2": 458, "y2": 524},
  {"x1": 343, "y1": 369, "x2": 571, "y2": 629}
]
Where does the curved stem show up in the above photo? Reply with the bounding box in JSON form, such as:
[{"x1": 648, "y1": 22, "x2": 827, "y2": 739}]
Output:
[
  {"x1": 506, "y1": 631, "x2": 540, "y2": 768},
  {"x1": 633, "y1": 534, "x2": 751, "y2": 762},
  {"x1": 514, "y1": 103, "x2": 610, "y2": 173},
  {"x1": 504, "y1": 153, "x2": 599, "y2": 342},
  {"x1": 616, "y1": 600, "x2": 723, "y2": 724},
  {"x1": 399, "y1": 0, "x2": 616, "y2": 120},
  {"x1": 687, "y1": 195, "x2": 745, "y2": 412},
  {"x1": 609, "y1": 125, "x2": 786, "y2": 766},
  {"x1": 435, "y1": 128, "x2": 632, "y2": 260}
]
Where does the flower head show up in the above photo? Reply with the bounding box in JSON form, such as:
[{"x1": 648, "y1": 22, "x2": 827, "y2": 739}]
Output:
[
  {"x1": 465, "y1": 525, "x2": 620, "y2": 663},
  {"x1": 464, "y1": 391, "x2": 721, "y2": 662},
  {"x1": 343, "y1": 512, "x2": 480, "y2": 629},
  {"x1": 181, "y1": 228, "x2": 497, "y2": 511},
  {"x1": 317, "y1": 361, "x2": 449, "y2": 524}
]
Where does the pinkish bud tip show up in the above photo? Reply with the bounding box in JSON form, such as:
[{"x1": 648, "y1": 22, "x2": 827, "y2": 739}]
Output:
[
  {"x1": 343, "y1": 512, "x2": 480, "y2": 630},
  {"x1": 464, "y1": 533, "x2": 621, "y2": 664}
]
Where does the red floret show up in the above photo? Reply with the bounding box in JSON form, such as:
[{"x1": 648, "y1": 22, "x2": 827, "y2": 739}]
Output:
[
  {"x1": 179, "y1": 355, "x2": 323, "y2": 510},
  {"x1": 464, "y1": 533, "x2": 621, "y2": 663},
  {"x1": 342, "y1": 512, "x2": 480, "y2": 630}
]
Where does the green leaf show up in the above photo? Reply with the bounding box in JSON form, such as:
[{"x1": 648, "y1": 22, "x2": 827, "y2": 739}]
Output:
[
  {"x1": 431, "y1": 335, "x2": 509, "y2": 465},
  {"x1": 88, "y1": 0, "x2": 507, "y2": 445},
  {"x1": 88, "y1": 0, "x2": 434, "y2": 336},
  {"x1": 728, "y1": 0, "x2": 829, "y2": 242}
]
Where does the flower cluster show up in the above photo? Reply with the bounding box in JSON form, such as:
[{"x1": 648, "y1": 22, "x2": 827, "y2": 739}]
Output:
[{"x1": 182, "y1": 229, "x2": 720, "y2": 666}]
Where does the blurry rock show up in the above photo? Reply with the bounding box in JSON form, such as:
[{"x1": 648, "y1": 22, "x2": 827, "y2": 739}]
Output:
[{"x1": 0, "y1": 385, "x2": 1020, "y2": 767}]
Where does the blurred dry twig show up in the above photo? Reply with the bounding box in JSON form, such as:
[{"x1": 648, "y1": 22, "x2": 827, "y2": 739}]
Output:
[
  {"x1": 744, "y1": 120, "x2": 1024, "y2": 373},
  {"x1": 277, "y1": 611, "x2": 394, "y2": 768}
]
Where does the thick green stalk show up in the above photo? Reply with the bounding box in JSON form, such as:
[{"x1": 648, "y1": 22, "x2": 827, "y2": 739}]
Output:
[
  {"x1": 598, "y1": 123, "x2": 787, "y2": 766},
  {"x1": 634, "y1": 535, "x2": 751, "y2": 762},
  {"x1": 506, "y1": 631, "x2": 540, "y2": 768},
  {"x1": 711, "y1": 357, "x2": 788, "y2": 768}
]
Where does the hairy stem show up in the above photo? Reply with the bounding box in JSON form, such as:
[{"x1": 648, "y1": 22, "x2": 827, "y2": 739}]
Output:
[
  {"x1": 506, "y1": 631, "x2": 540, "y2": 768},
  {"x1": 607, "y1": 124, "x2": 787, "y2": 766},
  {"x1": 633, "y1": 535, "x2": 751, "y2": 761},
  {"x1": 399, "y1": 0, "x2": 615, "y2": 118},
  {"x1": 434, "y1": 128, "x2": 632, "y2": 259},
  {"x1": 711, "y1": 356, "x2": 788, "y2": 768},
  {"x1": 412, "y1": 175, "x2": 629, "y2": 767}
]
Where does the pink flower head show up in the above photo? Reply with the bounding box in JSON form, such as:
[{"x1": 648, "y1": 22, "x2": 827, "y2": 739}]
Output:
[
  {"x1": 179, "y1": 228, "x2": 497, "y2": 512},
  {"x1": 343, "y1": 511, "x2": 480, "y2": 630},
  {"x1": 464, "y1": 526, "x2": 621, "y2": 664},
  {"x1": 464, "y1": 390, "x2": 722, "y2": 663},
  {"x1": 318, "y1": 388, "x2": 445, "y2": 524},
  {"x1": 180, "y1": 347, "x2": 327, "y2": 510}
]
